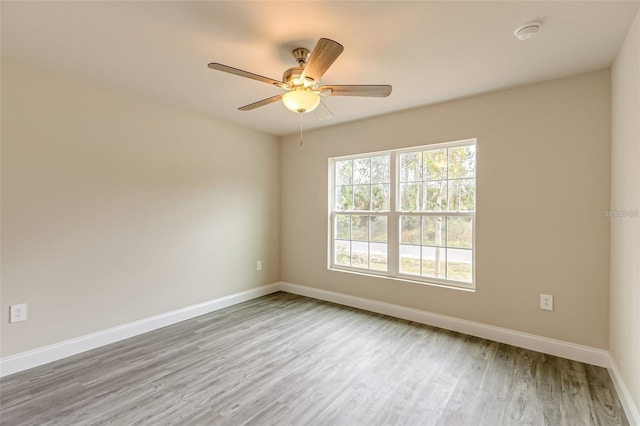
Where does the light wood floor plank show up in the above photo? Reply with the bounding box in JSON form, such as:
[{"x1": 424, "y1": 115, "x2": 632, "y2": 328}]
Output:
[{"x1": 0, "y1": 292, "x2": 629, "y2": 425}]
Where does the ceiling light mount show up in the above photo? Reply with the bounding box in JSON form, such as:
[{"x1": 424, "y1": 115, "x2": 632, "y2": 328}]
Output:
[
  {"x1": 292, "y1": 47, "x2": 310, "y2": 67},
  {"x1": 514, "y1": 21, "x2": 542, "y2": 41}
]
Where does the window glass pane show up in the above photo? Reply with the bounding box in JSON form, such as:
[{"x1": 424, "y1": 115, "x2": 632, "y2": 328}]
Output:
[
  {"x1": 447, "y1": 248, "x2": 472, "y2": 282},
  {"x1": 335, "y1": 215, "x2": 350, "y2": 240},
  {"x1": 371, "y1": 156, "x2": 389, "y2": 184},
  {"x1": 448, "y1": 145, "x2": 476, "y2": 179},
  {"x1": 334, "y1": 240, "x2": 350, "y2": 266},
  {"x1": 372, "y1": 184, "x2": 389, "y2": 211},
  {"x1": 370, "y1": 242, "x2": 388, "y2": 271},
  {"x1": 353, "y1": 158, "x2": 371, "y2": 184},
  {"x1": 422, "y1": 246, "x2": 446, "y2": 279},
  {"x1": 336, "y1": 186, "x2": 353, "y2": 211},
  {"x1": 422, "y1": 216, "x2": 446, "y2": 247},
  {"x1": 424, "y1": 181, "x2": 447, "y2": 211},
  {"x1": 424, "y1": 149, "x2": 447, "y2": 180},
  {"x1": 400, "y1": 216, "x2": 420, "y2": 245},
  {"x1": 336, "y1": 160, "x2": 352, "y2": 185},
  {"x1": 351, "y1": 215, "x2": 369, "y2": 241},
  {"x1": 447, "y1": 217, "x2": 472, "y2": 249},
  {"x1": 448, "y1": 179, "x2": 475, "y2": 211},
  {"x1": 399, "y1": 244, "x2": 420, "y2": 276},
  {"x1": 351, "y1": 241, "x2": 369, "y2": 268},
  {"x1": 370, "y1": 216, "x2": 387, "y2": 242},
  {"x1": 399, "y1": 183, "x2": 422, "y2": 211},
  {"x1": 399, "y1": 152, "x2": 422, "y2": 182},
  {"x1": 353, "y1": 185, "x2": 371, "y2": 210}
]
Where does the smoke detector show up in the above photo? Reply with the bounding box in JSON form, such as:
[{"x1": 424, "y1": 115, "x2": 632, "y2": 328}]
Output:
[{"x1": 514, "y1": 21, "x2": 542, "y2": 41}]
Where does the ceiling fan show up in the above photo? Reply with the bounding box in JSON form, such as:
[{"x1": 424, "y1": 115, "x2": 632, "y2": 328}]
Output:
[{"x1": 208, "y1": 38, "x2": 392, "y2": 119}]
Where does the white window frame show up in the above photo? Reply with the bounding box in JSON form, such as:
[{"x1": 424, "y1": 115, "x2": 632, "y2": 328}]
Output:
[{"x1": 328, "y1": 138, "x2": 476, "y2": 290}]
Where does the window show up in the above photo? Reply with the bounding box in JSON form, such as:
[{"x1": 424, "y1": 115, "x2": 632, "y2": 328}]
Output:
[
  {"x1": 329, "y1": 139, "x2": 476, "y2": 289},
  {"x1": 333, "y1": 155, "x2": 391, "y2": 272}
]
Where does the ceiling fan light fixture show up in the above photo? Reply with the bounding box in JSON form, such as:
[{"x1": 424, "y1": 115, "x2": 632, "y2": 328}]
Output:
[{"x1": 282, "y1": 88, "x2": 320, "y2": 113}]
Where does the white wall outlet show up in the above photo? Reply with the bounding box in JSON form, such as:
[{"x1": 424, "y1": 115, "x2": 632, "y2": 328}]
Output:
[
  {"x1": 256, "y1": 260, "x2": 262, "y2": 271},
  {"x1": 10, "y1": 303, "x2": 28, "y2": 323},
  {"x1": 540, "y1": 294, "x2": 553, "y2": 311}
]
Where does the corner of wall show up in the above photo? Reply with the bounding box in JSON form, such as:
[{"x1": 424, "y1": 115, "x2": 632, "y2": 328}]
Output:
[{"x1": 609, "y1": 8, "x2": 640, "y2": 424}]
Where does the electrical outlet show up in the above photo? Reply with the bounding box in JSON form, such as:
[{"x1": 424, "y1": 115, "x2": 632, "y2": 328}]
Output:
[
  {"x1": 540, "y1": 294, "x2": 553, "y2": 311},
  {"x1": 256, "y1": 260, "x2": 262, "y2": 271},
  {"x1": 10, "y1": 303, "x2": 28, "y2": 323}
]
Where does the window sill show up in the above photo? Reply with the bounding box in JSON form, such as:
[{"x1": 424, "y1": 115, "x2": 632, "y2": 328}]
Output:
[{"x1": 328, "y1": 266, "x2": 476, "y2": 292}]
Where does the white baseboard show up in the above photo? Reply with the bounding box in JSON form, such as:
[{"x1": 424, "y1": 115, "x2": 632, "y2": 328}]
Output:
[
  {"x1": 608, "y1": 358, "x2": 640, "y2": 425},
  {"x1": 279, "y1": 281, "x2": 640, "y2": 423},
  {"x1": 3, "y1": 281, "x2": 637, "y2": 423},
  {"x1": 0, "y1": 281, "x2": 613, "y2": 371},
  {"x1": 279, "y1": 281, "x2": 611, "y2": 368},
  {"x1": 0, "y1": 283, "x2": 281, "y2": 378}
]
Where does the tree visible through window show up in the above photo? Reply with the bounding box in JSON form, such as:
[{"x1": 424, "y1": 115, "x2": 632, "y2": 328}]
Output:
[{"x1": 330, "y1": 140, "x2": 476, "y2": 288}]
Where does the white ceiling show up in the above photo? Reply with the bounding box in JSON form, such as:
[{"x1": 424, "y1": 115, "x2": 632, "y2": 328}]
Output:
[{"x1": 2, "y1": 1, "x2": 638, "y2": 136}]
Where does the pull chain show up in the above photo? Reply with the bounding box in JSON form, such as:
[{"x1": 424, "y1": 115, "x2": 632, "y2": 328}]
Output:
[{"x1": 298, "y1": 112, "x2": 304, "y2": 149}]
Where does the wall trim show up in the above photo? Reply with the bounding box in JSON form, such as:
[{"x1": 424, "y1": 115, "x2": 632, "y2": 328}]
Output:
[
  {"x1": 608, "y1": 357, "x2": 640, "y2": 426},
  {"x1": 279, "y1": 281, "x2": 611, "y2": 368},
  {"x1": 0, "y1": 283, "x2": 281, "y2": 378},
  {"x1": 4, "y1": 280, "x2": 635, "y2": 422}
]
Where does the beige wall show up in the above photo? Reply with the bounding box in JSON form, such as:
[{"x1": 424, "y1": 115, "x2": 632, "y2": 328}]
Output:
[
  {"x1": 611, "y1": 10, "x2": 640, "y2": 413},
  {"x1": 0, "y1": 53, "x2": 618, "y2": 370},
  {"x1": 281, "y1": 70, "x2": 611, "y2": 349},
  {"x1": 1, "y1": 60, "x2": 280, "y2": 357}
]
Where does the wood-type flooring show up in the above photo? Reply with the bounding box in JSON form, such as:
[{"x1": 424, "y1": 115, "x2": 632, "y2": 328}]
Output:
[{"x1": 0, "y1": 292, "x2": 629, "y2": 425}]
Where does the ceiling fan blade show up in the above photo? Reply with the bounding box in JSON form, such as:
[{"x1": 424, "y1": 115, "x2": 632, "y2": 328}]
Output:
[
  {"x1": 238, "y1": 94, "x2": 283, "y2": 111},
  {"x1": 312, "y1": 101, "x2": 333, "y2": 121},
  {"x1": 301, "y1": 38, "x2": 344, "y2": 82},
  {"x1": 208, "y1": 63, "x2": 287, "y2": 88},
  {"x1": 319, "y1": 85, "x2": 392, "y2": 97}
]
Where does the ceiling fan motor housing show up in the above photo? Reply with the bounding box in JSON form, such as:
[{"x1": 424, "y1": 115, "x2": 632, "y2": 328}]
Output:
[{"x1": 283, "y1": 66, "x2": 315, "y2": 88}]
